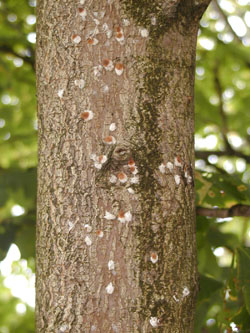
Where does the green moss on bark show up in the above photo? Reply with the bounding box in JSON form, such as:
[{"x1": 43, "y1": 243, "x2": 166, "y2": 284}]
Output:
[
  {"x1": 129, "y1": 50, "x2": 172, "y2": 327},
  {"x1": 120, "y1": 2, "x2": 198, "y2": 329},
  {"x1": 120, "y1": 0, "x2": 178, "y2": 39}
]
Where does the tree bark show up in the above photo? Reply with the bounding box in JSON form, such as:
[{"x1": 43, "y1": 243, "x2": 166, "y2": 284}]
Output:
[{"x1": 36, "y1": 1, "x2": 210, "y2": 332}]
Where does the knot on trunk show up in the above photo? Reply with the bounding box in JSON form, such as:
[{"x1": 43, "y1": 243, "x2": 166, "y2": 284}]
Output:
[{"x1": 111, "y1": 144, "x2": 131, "y2": 164}]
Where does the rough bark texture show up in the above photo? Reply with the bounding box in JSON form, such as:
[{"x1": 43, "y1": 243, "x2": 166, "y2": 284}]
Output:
[{"x1": 36, "y1": 1, "x2": 210, "y2": 332}]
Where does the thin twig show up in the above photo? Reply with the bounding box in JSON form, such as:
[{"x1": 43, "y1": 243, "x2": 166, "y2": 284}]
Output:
[
  {"x1": 195, "y1": 150, "x2": 250, "y2": 163},
  {"x1": 197, "y1": 204, "x2": 250, "y2": 217}
]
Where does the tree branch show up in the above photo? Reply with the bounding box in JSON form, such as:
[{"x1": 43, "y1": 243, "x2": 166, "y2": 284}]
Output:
[
  {"x1": 192, "y1": 0, "x2": 212, "y2": 19},
  {"x1": 213, "y1": 62, "x2": 234, "y2": 153},
  {"x1": 196, "y1": 204, "x2": 250, "y2": 217},
  {"x1": 195, "y1": 149, "x2": 250, "y2": 163},
  {"x1": 194, "y1": 0, "x2": 211, "y2": 6},
  {"x1": 204, "y1": 158, "x2": 228, "y2": 174},
  {"x1": 163, "y1": 0, "x2": 211, "y2": 21},
  {"x1": 0, "y1": 45, "x2": 35, "y2": 71}
]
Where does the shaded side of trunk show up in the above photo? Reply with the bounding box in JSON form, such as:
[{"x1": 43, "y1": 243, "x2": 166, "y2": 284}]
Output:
[{"x1": 36, "y1": 1, "x2": 207, "y2": 332}]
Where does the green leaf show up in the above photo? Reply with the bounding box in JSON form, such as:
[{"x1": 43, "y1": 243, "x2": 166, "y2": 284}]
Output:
[
  {"x1": 15, "y1": 222, "x2": 35, "y2": 258},
  {"x1": 237, "y1": 247, "x2": 250, "y2": 315},
  {"x1": 232, "y1": 306, "x2": 250, "y2": 331},
  {"x1": 0, "y1": 213, "x2": 35, "y2": 260},
  {"x1": 198, "y1": 243, "x2": 221, "y2": 278},
  {"x1": 243, "y1": 285, "x2": 250, "y2": 316},
  {"x1": 237, "y1": 247, "x2": 250, "y2": 284},
  {"x1": 0, "y1": 186, "x2": 8, "y2": 207},
  {"x1": 0, "y1": 220, "x2": 19, "y2": 260},
  {"x1": 198, "y1": 274, "x2": 224, "y2": 302},
  {"x1": 207, "y1": 228, "x2": 239, "y2": 250},
  {"x1": 195, "y1": 300, "x2": 211, "y2": 332},
  {"x1": 198, "y1": 173, "x2": 250, "y2": 207}
]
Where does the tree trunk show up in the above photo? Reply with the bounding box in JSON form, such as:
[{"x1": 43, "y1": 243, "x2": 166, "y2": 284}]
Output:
[{"x1": 36, "y1": 1, "x2": 210, "y2": 332}]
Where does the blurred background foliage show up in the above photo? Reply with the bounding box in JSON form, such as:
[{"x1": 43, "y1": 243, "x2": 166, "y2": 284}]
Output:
[{"x1": 0, "y1": 0, "x2": 249, "y2": 332}]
